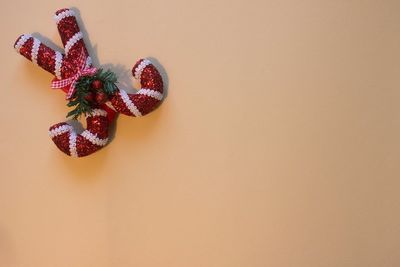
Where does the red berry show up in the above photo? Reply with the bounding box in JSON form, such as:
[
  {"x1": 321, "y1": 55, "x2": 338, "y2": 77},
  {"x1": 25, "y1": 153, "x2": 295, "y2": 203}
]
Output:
[
  {"x1": 84, "y1": 92, "x2": 95, "y2": 102},
  {"x1": 91, "y1": 79, "x2": 103, "y2": 90},
  {"x1": 95, "y1": 92, "x2": 108, "y2": 104}
]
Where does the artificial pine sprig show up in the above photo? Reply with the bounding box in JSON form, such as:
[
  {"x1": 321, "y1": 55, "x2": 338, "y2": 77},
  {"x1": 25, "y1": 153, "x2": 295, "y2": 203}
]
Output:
[
  {"x1": 66, "y1": 69, "x2": 118, "y2": 119},
  {"x1": 98, "y1": 69, "x2": 118, "y2": 94}
]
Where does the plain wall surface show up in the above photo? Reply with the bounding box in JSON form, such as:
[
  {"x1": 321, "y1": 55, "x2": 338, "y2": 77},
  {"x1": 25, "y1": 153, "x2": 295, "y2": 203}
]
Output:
[{"x1": 1, "y1": 1, "x2": 399, "y2": 266}]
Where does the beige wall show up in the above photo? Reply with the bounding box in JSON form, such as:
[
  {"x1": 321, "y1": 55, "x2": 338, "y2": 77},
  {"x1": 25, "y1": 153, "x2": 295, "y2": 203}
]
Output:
[{"x1": 1, "y1": 1, "x2": 400, "y2": 266}]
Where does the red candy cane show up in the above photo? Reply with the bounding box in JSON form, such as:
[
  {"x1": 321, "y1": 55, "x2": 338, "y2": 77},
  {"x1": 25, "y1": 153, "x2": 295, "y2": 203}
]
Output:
[{"x1": 14, "y1": 8, "x2": 164, "y2": 157}]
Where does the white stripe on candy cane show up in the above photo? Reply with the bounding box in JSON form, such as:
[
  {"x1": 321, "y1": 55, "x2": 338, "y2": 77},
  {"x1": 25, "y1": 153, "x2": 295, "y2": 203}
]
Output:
[
  {"x1": 133, "y1": 59, "x2": 151, "y2": 82},
  {"x1": 87, "y1": 109, "x2": 108, "y2": 118},
  {"x1": 137, "y1": 88, "x2": 163, "y2": 100},
  {"x1": 48, "y1": 124, "x2": 73, "y2": 138},
  {"x1": 81, "y1": 130, "x2": 108, "y2": 146},
  {"x1": 54, "y1": 9, "x2": 75, "y2": 24},
  {"x1": 14, "y1": 34, "x2": 32, "y2": 53},
  {"x1": 54, "y1": 51, "x2": 63, "y2": 79},
  {"x1": 64, "y1": 32, "x2": 83, "y2": 55},
  {"x1": 69, "y1": 131, "x2": 78, "y2": 157},
  {"x1": 31, "y1": 38, "x2": 41, "y2": 65},
  {"x1": 119, "y1": 89, "x2": 142, "y2": 117}
]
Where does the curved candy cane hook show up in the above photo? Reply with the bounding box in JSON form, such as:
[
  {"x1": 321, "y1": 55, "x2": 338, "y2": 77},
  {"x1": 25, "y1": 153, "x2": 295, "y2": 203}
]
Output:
[
  {"x1": 49, "y1": 109, "x2": 109, "y2": 157},
  {"x1": 110, "y1": 59, "x2": 164, "y2": 117},
  {"x1": 14, "y1": 8, "x2": 164, "y2": 157}
]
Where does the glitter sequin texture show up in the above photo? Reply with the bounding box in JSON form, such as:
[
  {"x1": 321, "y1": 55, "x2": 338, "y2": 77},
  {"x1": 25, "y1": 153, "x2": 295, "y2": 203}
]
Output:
[
  {"x1": 48, "y1": 113, "x2": 109, "y2": 157},
  {"x1": 17, "y1": 37, "x2": 34, "y2": 61},
  {"x1": 56, "y1": 15, "x2": 80, "y2": 46},
  {"x1": 75, "y1": 136, "x2": 100, "y2": 157},
  {"x1": 49, "y1": 123, "x2": 71, "y2": 155},
  {"x1": 74, "y1": 115, "x2": 109, "y2": 157},
  {"x1": 86, "y1": 116, "x2": 109, "y2": 139},
  {"x1": 37, "y1": 44, "x2": 57, "y2": 74},
  {"x1": 110, "y1": 63, "x2": 163, "y2": 116}
]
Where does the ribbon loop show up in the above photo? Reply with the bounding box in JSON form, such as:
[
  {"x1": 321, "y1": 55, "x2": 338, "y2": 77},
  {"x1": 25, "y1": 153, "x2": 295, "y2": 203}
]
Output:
[{"x1": 51, "y1": 49, "x2": 97, "y2": 99}]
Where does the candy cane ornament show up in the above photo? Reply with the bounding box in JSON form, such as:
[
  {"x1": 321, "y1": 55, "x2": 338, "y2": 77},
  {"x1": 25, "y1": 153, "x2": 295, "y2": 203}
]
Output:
[{"x1": 14, "y1": 8, "x2": 164, "y2": 157}]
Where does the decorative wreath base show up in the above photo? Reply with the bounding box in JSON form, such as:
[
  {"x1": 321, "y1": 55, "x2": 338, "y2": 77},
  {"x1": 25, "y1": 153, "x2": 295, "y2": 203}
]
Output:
[{"x1": 14, "y1": 8, "x2": 164, "y2": 157}]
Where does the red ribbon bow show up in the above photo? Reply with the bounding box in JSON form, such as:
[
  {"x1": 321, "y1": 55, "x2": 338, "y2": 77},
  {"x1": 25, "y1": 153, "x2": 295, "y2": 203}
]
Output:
[{"x1": 51, "y1": 49, "x2": 97, "y2": 99}]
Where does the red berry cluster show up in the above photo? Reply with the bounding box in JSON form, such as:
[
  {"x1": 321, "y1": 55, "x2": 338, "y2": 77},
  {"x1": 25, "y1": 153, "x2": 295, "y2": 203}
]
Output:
[{"x1": 85, "y1": 79, "x2": 108, "y2": 104}]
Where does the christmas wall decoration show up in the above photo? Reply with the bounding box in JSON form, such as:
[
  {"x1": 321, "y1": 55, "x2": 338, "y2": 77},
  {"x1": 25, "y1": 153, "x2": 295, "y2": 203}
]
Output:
[{"x1": 14, "y1": 8, "x2": 164, "y2": 157}]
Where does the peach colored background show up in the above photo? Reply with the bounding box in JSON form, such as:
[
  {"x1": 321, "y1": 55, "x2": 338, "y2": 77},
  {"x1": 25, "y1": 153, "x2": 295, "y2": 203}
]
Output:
[{"x1": 1, "y1": 1, "x2": 400, "y2": 266}]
